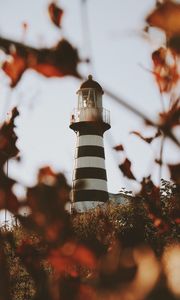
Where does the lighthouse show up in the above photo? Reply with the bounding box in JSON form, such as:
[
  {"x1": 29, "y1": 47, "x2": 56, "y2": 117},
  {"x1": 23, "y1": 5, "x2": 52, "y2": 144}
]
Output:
[{"x1": 70, "y1": 75, "x2": 110, "y2": 212}]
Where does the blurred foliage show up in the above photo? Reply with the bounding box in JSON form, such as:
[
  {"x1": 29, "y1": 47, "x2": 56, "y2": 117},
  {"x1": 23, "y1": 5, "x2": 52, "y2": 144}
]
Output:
[
  {"x1": 0, "y1": 0, "x2": 179, "y2": 300},
  {"x1": 0, "y1": 179, "x2": 179, "y2": 300}
]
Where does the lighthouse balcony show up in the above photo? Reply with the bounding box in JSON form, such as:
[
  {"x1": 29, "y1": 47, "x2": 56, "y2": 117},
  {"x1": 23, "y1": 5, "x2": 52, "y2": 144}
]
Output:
[{"x1": 70, "y1": 107, "x2": 110, "y2": 126}]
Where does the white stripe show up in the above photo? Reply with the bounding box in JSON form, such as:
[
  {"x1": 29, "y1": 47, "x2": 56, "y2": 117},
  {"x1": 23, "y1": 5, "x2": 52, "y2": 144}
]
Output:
[
  {"x1": 74, "y1": 178, "x2": 107, "y2": 192},
  {"x1": 75, "y1": 157, "x2": 105, "y2": 169},
  {"x1": 78, "y1": 135, "x2": 104, "y2": 147},
  {"x1": 71, "y1": 201, "x2": 104, "y2": 212}
]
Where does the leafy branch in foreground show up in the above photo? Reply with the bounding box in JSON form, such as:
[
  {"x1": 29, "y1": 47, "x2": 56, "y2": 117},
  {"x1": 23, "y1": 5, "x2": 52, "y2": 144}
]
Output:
[{"x1": 0, "y1": 1, "x2": 179, "y2": 300}]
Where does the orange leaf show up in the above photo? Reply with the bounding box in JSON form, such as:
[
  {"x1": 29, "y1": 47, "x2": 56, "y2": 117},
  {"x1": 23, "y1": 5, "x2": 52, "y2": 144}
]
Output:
[
  {"x1": 2, "y1": 54, "x2": 26, "y2": 87},
  {"x1": 0, "y1": 37, "x2": 80, "y2": 87},
  {"x1": 151, "y1": 47, "x2": 179, "y2": 93},
  {"x1": 72, "y1": 244, "x2": 96, "y2": 269},
  {"x1": 48, "y1": 2, "x2": 64, "y2": 28},
  {"x1": 34, "y1": 63, "x2": 64, "y2": 77},
  {"x1": 48, "y1": 242, "x2": 96, "y2": 274},
  {"x1": 147, "y1": 2, "x2": 180, "y2": 36}
]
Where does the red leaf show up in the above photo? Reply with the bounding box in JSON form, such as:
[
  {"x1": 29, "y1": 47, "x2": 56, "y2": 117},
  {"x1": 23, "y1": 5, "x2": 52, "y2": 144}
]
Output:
[
  {"x1": 0, "y1": 37, "x2": 80, "y2": 87},
  {"x1": 119, "y1": 158, "x2": 136, "y2": 180},
  {"x1": 48, "y1": 2, "x2": 64, "y2": 28},
  {"x1": 33, "y1": 63, "x2": 64, "y2": 77},
  {"x1": 18, "y1": 168, "x2": 72, "y2": 245},
  {"x1": 72, "y1": 244, "x2": 96, "y2": 268},
  {"x1": 154, "y1": 218, "x2": 169, "y2": 235},
  {"x1": 175, "y1": 218, "x2": 180, "y2": 224},
  {"x1": 0, "y1": 107, "x2": 19, "y2": 164},
  {"x1": 3, "y1": 54, "x2": 26, "y2": 87},
  {"x1": 48, "y1": 242, "x2": 96, "y2": 274},
  {"x1": 131, "y1": 130, "x2": 161, "y2": 144},
  {"x1": 113, "y1": 144, "x2": 124, "y2": 151},
  {"x1": 168, "y1": 163, "x2": 180, "y2": 184},
  {"x1": 151, "y1": 47, "x2": 179, "y2": 93},
  {"x1": 152, "y1": 47, "x2": 166, "y2": 66}
]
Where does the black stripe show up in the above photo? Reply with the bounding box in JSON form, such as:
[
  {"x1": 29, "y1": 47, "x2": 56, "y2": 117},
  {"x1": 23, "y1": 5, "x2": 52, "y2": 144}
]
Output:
[
  {"x1": 73, "y1": 167, "x2": 107, "y2": 180},
  {"x1": 70, "y1": 121, "x2": 110, "y2": 135},
  {"x1": 78, "y1": 127, "x2": 103, "y2": 136},
  {"x1": 77, "y1": 122, "x2": 104, "y2": 136},
  {"x1": 76, "y1": 146, "x2": 105, "y2": 158},
  {"x1": 73, "y1": 190, "x2": 109, "y2": 202}
]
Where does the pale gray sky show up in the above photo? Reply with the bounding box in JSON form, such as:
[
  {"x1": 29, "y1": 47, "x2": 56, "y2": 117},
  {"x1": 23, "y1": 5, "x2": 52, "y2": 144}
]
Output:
[{"x1": 0, "y1": 0, "x2": 179, "y2": 198}]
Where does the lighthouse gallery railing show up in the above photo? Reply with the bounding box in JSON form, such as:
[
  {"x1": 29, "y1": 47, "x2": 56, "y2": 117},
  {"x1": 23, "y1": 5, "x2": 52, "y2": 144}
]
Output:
[{"x1": 70, "y1": 108, "x2": 110, "y2": 125}]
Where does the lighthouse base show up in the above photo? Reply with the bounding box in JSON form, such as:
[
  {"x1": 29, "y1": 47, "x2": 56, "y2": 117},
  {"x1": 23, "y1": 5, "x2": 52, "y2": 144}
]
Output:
[{"x1": 71, "y1": 201, "x2": 104, "y2": 213}]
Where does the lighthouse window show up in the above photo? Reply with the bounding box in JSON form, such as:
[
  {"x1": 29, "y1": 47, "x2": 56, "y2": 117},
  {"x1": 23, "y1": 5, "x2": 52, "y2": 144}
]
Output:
[
  {"x1": 78, "y1": 92, "x2": 84, "y2": 108},
  {"x1": 78, "y1": 89, "x2": 99, "y2": 108},
  {"x1": 83, "y1": 99, "x2": 87, "y2": 107}
]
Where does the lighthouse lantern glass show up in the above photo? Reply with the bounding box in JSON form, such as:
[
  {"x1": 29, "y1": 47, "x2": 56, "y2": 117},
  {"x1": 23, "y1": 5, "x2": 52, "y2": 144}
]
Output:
[{"x1": 78, "y1": 89, "x2": 102, "y2": 109}]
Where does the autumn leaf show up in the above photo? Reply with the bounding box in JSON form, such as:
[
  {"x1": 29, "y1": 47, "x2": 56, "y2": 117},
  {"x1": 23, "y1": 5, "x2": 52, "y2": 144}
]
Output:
[
  {"x1": 155, "y1": 158, "x2": 163, "y2": 165},
  {"x1": 151, "y1": 47, "x2": 179, "y2": 93},
  {"x1": 72, "y1": 244, "x2": 96, "y2": 268},
  {"x1": 139, "y1": 176, "x2": 162, "y2": 219},
  {"x1": 119, "y1": 158, "x2": 136, "y2": 180},
  {"x1": 168, "y1": 163, "x2": 180, "y2": 184},
  {"x1": 18, "y1": 167, "x2": 72, "y2": 246},
  {"x1": 152, "y1": 47, "x2": 166, "y2": 66},
  {"x1": 169, "y1": 34, "x2": 180, "y2": 54},
  {"x1": 0, "y1": 171, "x2": 19, "y2": 213},
  {"x1": 0, "y1": 108, "x2": 20, "y2": 213},
  {"x1": 154, "y1": 218, "x2": 169, "y2": 235},
  {"x1": 159, "y1": 98, "x2": 180, "y2": 129},
  {"x1": 49, "y1": 242, "x2": 96, "y2": 275},
  {"x1": 131, "y1": 130, "x2": 161, "y2": 144},
  {"x1": 0, "y1": 107, "x2": 19, "y2": 165},
  {"x1": 147, "y1": 1, "x2": 180, "y2": 37},
  {"x1": 38, "y1": 166, "x2": 57, "y2": 185},
  {"x1": 3, "y1": 54, "x2": 26, "y2": 87},
  {"x1": 113, "y1": 144, "x2": 124, "y2": 151},
  {"x1": 0, "y1": 37, "x2": 81, "y2": 87},
  {"x1": 48, "y1": 2, "x2": 64, "y2": 28}
]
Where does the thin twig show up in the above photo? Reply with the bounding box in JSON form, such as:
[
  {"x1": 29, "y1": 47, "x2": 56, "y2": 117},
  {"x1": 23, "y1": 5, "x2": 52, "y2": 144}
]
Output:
[
  {"x1": 159, "y1": 134, "x2": 164, "y2": 185},
  {"x1": 103, "y1": 86, "x2": 180, "y2": 147},
  {"x1": 80, "y1": 0, "x2": 94, "y2": 74},
  {"x1": 159, "y1": 92, "x2": 165, "y2": 113},
  {"x1": 1, "y1": 88, "x2": 12, "y2": 122},
  {"x1": 80, "y1": 74, "x2": 180, "y2": 147},
  {"x1": 4, "y1": 159, "x2": 8, "y2": 229}
]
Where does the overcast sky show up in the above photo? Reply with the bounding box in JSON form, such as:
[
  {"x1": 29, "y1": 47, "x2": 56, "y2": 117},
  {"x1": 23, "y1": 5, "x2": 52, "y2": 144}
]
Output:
[{"x1": 0, "y1": 0, "x2": 179, "y2": 200}]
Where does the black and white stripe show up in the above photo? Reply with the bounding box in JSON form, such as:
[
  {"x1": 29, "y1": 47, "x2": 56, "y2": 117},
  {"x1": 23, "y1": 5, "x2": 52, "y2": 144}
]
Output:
[
  {"x1": 72, "y1": 132, "x2": 109, "y2": 210},
  {"x1": 75, "y1": 146, "x2": 105, "y2": 158}
]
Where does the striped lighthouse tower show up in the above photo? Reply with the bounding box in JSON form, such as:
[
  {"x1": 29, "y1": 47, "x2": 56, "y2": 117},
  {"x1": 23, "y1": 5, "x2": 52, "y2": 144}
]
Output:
[{"x1": 70, "y1": 75, "x2": 110, "y2": 212}]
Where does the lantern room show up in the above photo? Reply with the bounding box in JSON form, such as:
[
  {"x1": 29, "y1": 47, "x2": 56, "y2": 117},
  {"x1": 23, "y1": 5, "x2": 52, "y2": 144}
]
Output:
[
  {"x1": 70, "y1": 75, "x2": 110, "y2": 131},
  {"x1": 77, "y1": 74, "x2": 103, "y2": 109}
]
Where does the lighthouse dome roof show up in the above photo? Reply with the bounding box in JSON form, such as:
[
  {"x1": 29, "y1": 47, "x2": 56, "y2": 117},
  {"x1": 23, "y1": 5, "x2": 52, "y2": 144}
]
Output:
[{"x1": 79, "y1": 75, "x2": 104, "y2": 94}]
